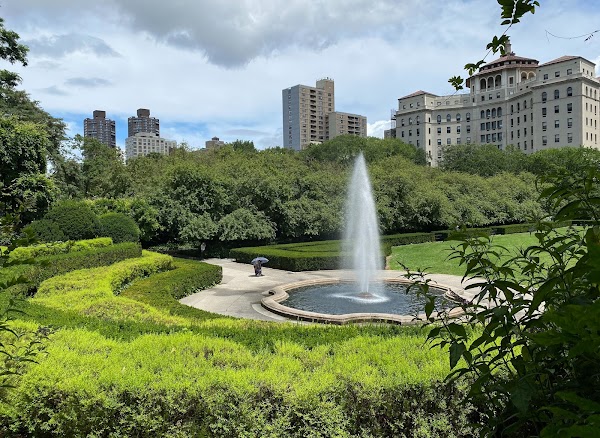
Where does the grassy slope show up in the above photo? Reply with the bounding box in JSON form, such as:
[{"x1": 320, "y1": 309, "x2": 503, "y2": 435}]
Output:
[{"x1": 389, "y1": 232, "x2": 541, "y2": 276}]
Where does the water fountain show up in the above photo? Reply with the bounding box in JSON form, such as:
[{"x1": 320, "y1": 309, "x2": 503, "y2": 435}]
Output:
[{"x1": 261, "y1": 153, "x2": 457, "y2": 324}]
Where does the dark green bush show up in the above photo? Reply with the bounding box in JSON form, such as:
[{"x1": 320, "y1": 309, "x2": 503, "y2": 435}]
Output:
[
  {"x1": 121, "y1": 258, "x2": 222, "y2": 320},
  {"x1": 230, "y1": 246, "x2": 341, "y2": 271},
  {"x1": 23, "y1": 219, "x2": 66, "y2": 243},
  {"x1": 43, "y1": 200, "x2": 99, "y2": 241},
  {"x1": 97, "y1": 212, "x2": 140, "y2": 243},
  {"x1": 492, "y1": 223, "x2": 535, "y2": 235},
  {"x1": 2, "y1": 242, "x2": 141, "y2": 297}
]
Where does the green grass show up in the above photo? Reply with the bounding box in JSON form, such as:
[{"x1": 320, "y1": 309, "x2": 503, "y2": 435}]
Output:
[{"x1": 389, "y1": 231, "x2": 542, "y2": 276}]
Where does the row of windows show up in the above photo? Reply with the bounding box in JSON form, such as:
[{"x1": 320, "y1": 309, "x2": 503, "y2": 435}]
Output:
[
  {"x1": 542, "y1": 103, "x2": 573, "y2": 116},
  {"x1": 542, "y1": 87, "x2": 573, "y2": 102},
  {"x1": 436, "y1": 113, "x2": 472, "y2": 123}
]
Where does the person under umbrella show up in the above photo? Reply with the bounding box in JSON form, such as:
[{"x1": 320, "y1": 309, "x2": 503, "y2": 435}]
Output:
[{"x1": 251, "y1": 257, "x2": 268, "y2": 276}]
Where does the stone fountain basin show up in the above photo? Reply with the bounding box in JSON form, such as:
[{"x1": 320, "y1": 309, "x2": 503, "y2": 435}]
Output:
[{"x1": 262, "y1": 278, "x2": 466, "y2": 325}]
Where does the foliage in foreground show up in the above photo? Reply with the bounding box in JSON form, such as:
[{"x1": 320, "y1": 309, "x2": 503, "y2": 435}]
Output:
[{"x1": 409, "y1": 167, "x2": 600, "y2": 437}]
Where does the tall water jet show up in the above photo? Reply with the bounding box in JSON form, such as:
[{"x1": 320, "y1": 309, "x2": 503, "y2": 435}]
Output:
[{"x1": 343, "y1": 153, "x2": 382, "y2": 293}]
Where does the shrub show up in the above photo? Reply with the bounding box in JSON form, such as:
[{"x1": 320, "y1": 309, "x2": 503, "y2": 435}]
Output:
[
  {"x1": 43, "y1": 201, "x2": 99, "y2": 241},
  {"x1": 33, "y1": 251, "x2": 179, "y2": 326},
  {"x1": 97, "y1": 213, "x2": 140, "y2": 243},
  {"x1": 8, "y1": 238, "x2": 113, "y2": 263},
  {"x1": 23, "y1": 219, "x2": 65, "y2": 243},
  {"x1": 1, "y1": 242, "x2": 141, "y2": 297},
  {"x1": 120, "y1": 258, "x2": 222, "y2": 320}
]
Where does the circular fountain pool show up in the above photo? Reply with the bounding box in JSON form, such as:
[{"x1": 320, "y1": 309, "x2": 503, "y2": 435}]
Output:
[{"x1": 262, "y1": 279, "x2": 464, "y2": 325}]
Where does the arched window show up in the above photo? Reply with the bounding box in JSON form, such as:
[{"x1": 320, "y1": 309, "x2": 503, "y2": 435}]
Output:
[
  {"x1": 416, "y1": 116, "x2": 420, "y2": 124},
  {"x1": 524, "y1": 99, "x2": 527, "y2": 109},
  {"x1": 456, "y1": 113, "x2": 461, "y2": 122},
  {"x1": 510, "y1": 105, "x2": 514, "y2": 114},
  {"x1": 495, "y1": 75, "x2": 502, "y2": 87},
  {"x1": 554, "y1": 89, "x2": 560, "y2": 99},
  {"x1": 487, "y1": 77, "x2": 494, "y2": 89},
  {"x1": 542, "y1": 91, "x2": 547, "y2": 102},
  {"x1": 492, "y1": 108, "x2": 497, "y2": 118},
  {"x1": 486, "y1": 109, "x2": 491, "y2": 118},
  {"x1": 409, "y1": 117, "x2": 413, "y2": 125},
  {"x1": 437, "y1": 115, "x2": 442, "y2": 124},
  {"x1": 480, "y1": 78, "x2": 487, "y2": 90},
  {"x1": 480, "y1": 110, "x2": 485, "y2": 119},
  {"x1": 497, "y1": 107, "x2": 502, "y2": 117},
  {"x1": 528, "y1": 72, "x2": 536, "y2": 79},
  {"x1": 521, "y1": 72, "x2": 527, "y2": 80},
  {"x1": 566, "y1": 87, "x2": 572, "y2": 97},
  {"x1": 446, "y1": 114, "x2": 451, "y2": 122},
  {"x1": 466, "y1": 112, "x2": 471, "y2": 122},
  {"x1": 517, "y1": 102, "x2": 520, "y2": 111}
]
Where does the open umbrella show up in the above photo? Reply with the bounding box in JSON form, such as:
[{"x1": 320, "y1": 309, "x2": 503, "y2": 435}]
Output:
[{"x1": 251, "y1": 257, "x2": 269, "y2": 265}]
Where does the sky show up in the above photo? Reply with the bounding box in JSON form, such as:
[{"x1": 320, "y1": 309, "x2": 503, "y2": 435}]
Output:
[{"x1": 3, "y1": 0, "x2": 600, "y2": 150}]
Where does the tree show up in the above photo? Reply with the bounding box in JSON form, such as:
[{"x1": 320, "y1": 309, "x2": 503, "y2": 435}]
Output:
[
  {"x1": 230, "y1": 139, "x2": 256, "y2": 153},
  {"x1": 439, "y1": 144, "x2": 528, "y2": 177},
  {"x1": 0, "y1": 17, "x2": 28, "y2": 88}
]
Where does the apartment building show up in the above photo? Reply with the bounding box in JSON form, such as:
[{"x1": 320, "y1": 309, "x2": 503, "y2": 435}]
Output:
[
  {"x1": 125, "y1": 132, "x2": 177, "y2": 161},
  {"x1": 128, "y1": 108, "x2": 160, "y2": 137},
  {"x1": 282, "y1": 78, "x2": 367, "y2": 150},
  {"x1": 385, "y1": 42, "x2": 600, "y2": 166},
  {"x1": 83, "y1": 110, "x2": 116, "y2": 148}
]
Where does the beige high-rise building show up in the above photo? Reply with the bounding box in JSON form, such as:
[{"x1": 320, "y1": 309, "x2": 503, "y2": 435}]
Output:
[
  {"x1": 385, "y1": 42, "x2": 600, "y2": 166},
  {"x1": 83, "y1": 110, "x2": 116, "y2": 148},
  {"x1": 282, "y1": 78, "x2": 367, "y2": 150}
]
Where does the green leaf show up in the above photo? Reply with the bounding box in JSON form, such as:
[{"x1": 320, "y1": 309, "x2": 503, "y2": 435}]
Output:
[{"x1": 449, "y1": 342, "x2": 466, "y2": 369}]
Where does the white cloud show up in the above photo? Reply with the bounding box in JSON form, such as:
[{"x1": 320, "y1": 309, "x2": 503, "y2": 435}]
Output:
[{"x1": 367, "y1": 120, "x2": 390, "y2": 138}]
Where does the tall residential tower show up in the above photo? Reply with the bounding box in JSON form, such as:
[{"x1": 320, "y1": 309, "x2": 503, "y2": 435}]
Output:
[
  {"x1": 282, "y1": 78, "x2": 367, "y2": 150},
  {"x1": 128, "y1": 108, "x2": 160, "y2": 137},
  {"x1": 83, "y1": 110, "x2": 116, "y2": 148}
]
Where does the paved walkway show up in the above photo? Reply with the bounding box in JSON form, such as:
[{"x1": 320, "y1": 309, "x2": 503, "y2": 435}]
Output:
[{"x1": 180, "y1": 259, "x2": 476, "y2": 322}]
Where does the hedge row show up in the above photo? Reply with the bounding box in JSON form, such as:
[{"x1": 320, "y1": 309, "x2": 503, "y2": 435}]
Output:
[
  {"x1": 120, "y1": 258, "x2": 223, "y2": 320},
  {"x1": 1, "y1": 242, "x2": 142, "y2": 297},
  {"x1": 231, "y1": 223, "x2": 574, "y2": 271},
  {"x1": 3, "y1": 329, "x2": 475, "y2": 437},
  {"x1": 32, "y1": 251, "x2": 181, "y2": 326},
  {"x1": 7, "y1": 237, "x2": 113, "y2": 263}
]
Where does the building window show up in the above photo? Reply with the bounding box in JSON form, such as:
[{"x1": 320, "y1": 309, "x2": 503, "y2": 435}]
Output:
[
  {"x1": 555, "y1": 134, "x2": 560, "y2": 143},
  {"x1": 542, "y1": 92, "x2": 547, "y2": 102},
  {"x1": 510, "y1": 119, "x2": 514, "y2": 128},
  {"x1": 482, "y1": 95, "x2": 485, "y2": 101},
  {"x1": 524, "y1": 99, "x2": 527, "y2": 109},
  {"x1": 542, "y1": 121, "x2": 547, "y2": 131},
  {"x1": 492, "y1": 121, "x2": 496, "y2": 130},
  {"x1": 466, "y1": 112, "x2": 471, "y2": 122},
  {"x1": 447, "y1": 126, "x2": 451, "y2": 134},
  {"x1": 409, "y1": 117, "x2": 413, "y2": 125},
  {"x1": 437, "y1": 139, "x2": 442, "y2": 145},
  {"x1": 492, "y1": 133, "x2": 497, "y2": 142},
  {"x1": 481, "y1": 135, "x2": 486, "y2": 142},
  {"x1": 446, "y1": 114, "x2": 451, "y2": 122},
  {"x1": 492, "y1": 108, "x2": 497, "y2": 118},
  {"x1": 466, "y1": 137, "x2": 471, "y2": 144},
  {"x1": 400, "y1": 119, "x2": 405, "y2": 126},
  {"x1": 417, "y1": 129, "x2": 420, "y2": 136},
  {"x1": 510, "y1": 105, "x2": 514, "y2": 114},
  {"x1": 498, "y1": 120, "x2": 503, "y2": 129},
  {"x1": 456, "y1": 113, "x2": 461, "y2": 122},
  {"x1": 543, "y1": 73, "x2": 548, "y2": 80},
  {"x1": 466, "y1": 125, "x2": 471, "y2": 133},
  {"x1": 457, "y1": 138, "x2": 461, "y2": 144},
  {"x1": 409, "y1": 130, "x2": 412, "y2": 136},
  {"x1": 568, "y1": 118, "x2": 573, "y2": 128},
  {"x1": 567, "y1": 103, "x2": 573, "y2": 113},
  {"x1": 517, "y1": 116, "x2": 520, "y2": 125},
  {"x1": 542, "y1": 136, "x2": 547, "y2": 145},
  {"x1": 480, "y1": 110, "x2": 485, "y2": 119},
  {"x1": 447, "y1": 138, "x2": 451, "y2": 145},
  {"x1": 486, "y1": 122, "x2": 491, "y2": 131},
  {"x1": 555, "y1": 120, "x2": 560, "y2": 128},
  {"x1": 517, "y1": 102, "x2": 521, "y2": 111},
  {"x1": 555, "y1": 71, "x2": 560, "y2": 77},
  {"x1": 437, "y1": 115, "x2": 442, "y2": 124},
  {"x1": 568, "y1": 133, "x2": 573, "y2": 143},
  {"x1": 437, "y1": 127, "x2": 442, "y2": 134},
  {"x1": 401, "y1": 131, "x2": 405, "y2": 138},
  {"x1": 524, "y1": 127, "x2": 528, "y2": 136},
  {"x1": 416, "y1": 116, "x2": 420, "y2": 124},
  {"x1": 498, "y1": 132, "x2": 503, "y2": 141},
  {"x1": 486, "y1": 109, "x2": 491, "y2": 118},
  {"x1": 524, "y1": 114, "x2": 527, "y2": 122},
  {"x1": 567, "y1": 68, "x2": 572, "y2": 75},
  {"x1": 542, "y1": 107, "x2": 547, "y2": 117},
  {"x1": 554, "y1": 89, "x2": 560, "y2": 99},
  {"x1": 457, "y1": 126, "x2": 461, "y2": 134},
  {"x1": 524, "y1": 140, "x2": 527, "y2": 149}
]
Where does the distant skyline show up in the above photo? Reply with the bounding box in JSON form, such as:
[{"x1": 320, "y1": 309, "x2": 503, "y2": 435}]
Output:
[{"x1": 4, "y1": 0, "x2": 600, "y2": 150}]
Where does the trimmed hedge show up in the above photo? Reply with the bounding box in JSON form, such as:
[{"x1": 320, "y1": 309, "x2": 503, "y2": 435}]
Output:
[
  {"x1": 97, "y1": 212, "x2": 140, "y2": 243},
  {"x1": 1, "y1": 242, "x2": 142, "y2": 297},
  {"x1": 32, "y1": 251, "x2": 182, "y2": 326},
  {"x1": 8, "y1": 238, "x2": 113, "y2": 262},
  {"x1": 120, "y1": 258, "x2": 222, "y2": 320},
  {"x1": 23, "y1": 219, "x2": 66, "y2": 243}
]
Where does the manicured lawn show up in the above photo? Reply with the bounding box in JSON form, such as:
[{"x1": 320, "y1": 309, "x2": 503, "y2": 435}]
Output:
[{"x1": 389, "y1": 231, "x2": 542, "y2": 276}]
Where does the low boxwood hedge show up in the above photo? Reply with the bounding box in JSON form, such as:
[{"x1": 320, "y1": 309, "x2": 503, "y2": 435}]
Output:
[
  {"x1": 120, "y1": 258, "x2": 222, "y2": 320},
  {"x1": 8, "y1": 237, "x2": 113, "y2": 263},
  {"x1": 1, "y1": 242, "x2": 142, "y2": 297}
]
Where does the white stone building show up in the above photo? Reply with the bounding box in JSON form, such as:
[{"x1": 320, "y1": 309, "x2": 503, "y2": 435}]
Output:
[
  {"x1": 385, "y1": 43, "x2": 600, "y2": 166},
  {"x1": 125, "y1": 132, "x2": 177, "y2": 161}
]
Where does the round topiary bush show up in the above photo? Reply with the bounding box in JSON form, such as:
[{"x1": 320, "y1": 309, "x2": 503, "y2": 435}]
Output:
[
  {"x1": 43, "y1": 201, "x2": 99, "y2": 241},
  {"x1": 97, "y1": 213, "x2": 140, "y2": 243},
  {"x1": 23, "y1": 219, "x2": 66, "y2": 243}
]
